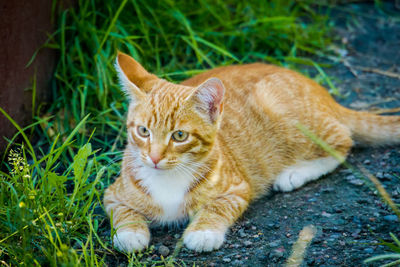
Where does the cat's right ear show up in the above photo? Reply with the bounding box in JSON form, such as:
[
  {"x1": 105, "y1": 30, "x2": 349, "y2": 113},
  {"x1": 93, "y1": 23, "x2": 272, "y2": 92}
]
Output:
[{"x1": 114, "y1": 51, "x2": 150, "y2": 102}]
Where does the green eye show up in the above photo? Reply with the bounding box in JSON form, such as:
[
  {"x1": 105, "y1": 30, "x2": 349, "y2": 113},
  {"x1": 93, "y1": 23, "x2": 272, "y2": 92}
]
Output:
[
  {"x1": 172, "y1": 130, "x2": 188, "y2": 142},
  {"x1": 137, "y1": 126, "x2": 150, "y2": 137}
]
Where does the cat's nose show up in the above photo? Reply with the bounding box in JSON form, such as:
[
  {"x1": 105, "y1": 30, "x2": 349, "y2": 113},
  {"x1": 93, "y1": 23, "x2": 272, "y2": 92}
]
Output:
[{"x1": 149, "y1": 154, "x2": 161, "y2": 165}]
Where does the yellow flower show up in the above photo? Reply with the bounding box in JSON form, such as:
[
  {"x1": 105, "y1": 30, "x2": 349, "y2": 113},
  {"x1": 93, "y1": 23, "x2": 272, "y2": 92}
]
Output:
[{"x1": 19, "y1": 202, "x2": 26, "y2": 208}]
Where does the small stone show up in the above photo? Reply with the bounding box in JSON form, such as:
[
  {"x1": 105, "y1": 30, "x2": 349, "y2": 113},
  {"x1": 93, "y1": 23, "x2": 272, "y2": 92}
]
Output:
[
  {"x1": 348, "y1": 178, "x2": 364, "y2": 186},
  {"x1": 363, "y1": 159, "x2": 371, "y2": 165},
  {"x1": 268, "y1": 240, "x2": 281, "y2": 248},
  {"x1": 321, "y1": 187, "x2": 334, "y2": 193},
  {"x1": 376, "y1": 172, "x2": 384, "y2": 179},
  {"x1": 222, "y1": 257, "x2": 231, "y2": 263},
  {"x1": 215, "y1": 251, "x2": 225, "y2": 256},
  {"x1": 383, "y1": 215, "x2": 398, "y2": 222},
  {"x1": 270, "y1": 248, "x2": 285, "y2": 259},
  {"x1": 308, "y1": 198, "x2": 317, "y2": 202},
  {"x1": 251, "y1": 226, "x2": 257, "y2": 230},
  {"x1": 244, "y1": 240, "x2": 253, "y2": 247},
  {"x1": 158, "y1": 245, "x2": 170, "y2": 257},
  {"x1": 322, "y1": 211, "x2": 333, "y2": 217},
  {"x1": 238, "y1": 228, "x2": 246, "y2": 238},
  {"x1": 383, "y1": 173, "x2": 393, "y2": 180},
  {"x1": 267, "y1": 223, "x2": 275, "y2": 229},
  {"x1": 364, "y1": 248, "x2": 374, "y2": 254},
  {"x1": 174, "y1": 234, "x2": 180, "y2": 239}
]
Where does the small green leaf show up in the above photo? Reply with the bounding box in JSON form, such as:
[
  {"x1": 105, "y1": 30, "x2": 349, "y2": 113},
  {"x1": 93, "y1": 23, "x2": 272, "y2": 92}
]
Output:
[
  {"x1": 47, "y1": 172, "x2": 67, "y2": 188},
  {"x1": 72, "y1": 143, "x2": 92, "y2": 181}
]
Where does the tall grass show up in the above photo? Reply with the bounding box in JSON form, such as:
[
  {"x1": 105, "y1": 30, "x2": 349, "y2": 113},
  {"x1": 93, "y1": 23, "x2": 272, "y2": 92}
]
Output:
[{"x1": 1, "y1": 0, "x2": 336, "y2": 265}]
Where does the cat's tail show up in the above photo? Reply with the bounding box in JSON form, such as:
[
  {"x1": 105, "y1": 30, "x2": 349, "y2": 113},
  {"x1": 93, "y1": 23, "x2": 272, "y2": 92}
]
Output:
[{"x1": 338, "y1": 106, "x2": 400, "y2": 146}]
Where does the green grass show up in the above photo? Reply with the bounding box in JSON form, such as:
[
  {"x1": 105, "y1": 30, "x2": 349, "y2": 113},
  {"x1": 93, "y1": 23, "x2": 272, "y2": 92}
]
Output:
[{"x1": 0, "y1": 0, "x2": 343, "y2": 265}]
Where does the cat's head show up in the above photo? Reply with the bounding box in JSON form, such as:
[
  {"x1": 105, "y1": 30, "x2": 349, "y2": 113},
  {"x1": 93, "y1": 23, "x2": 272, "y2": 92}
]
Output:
[{"x1": 115, "y1": 52, "x2": 224, "y2": 172}]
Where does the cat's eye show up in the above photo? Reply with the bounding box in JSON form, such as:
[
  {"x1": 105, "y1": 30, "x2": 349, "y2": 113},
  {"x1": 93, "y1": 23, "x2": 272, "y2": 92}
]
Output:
[
  {"x1": 172, "y1": 130, "x2": 188, "y2": 142},
  {"x1": 137, "y1": 126, "x2": 150, "y2": 138}
]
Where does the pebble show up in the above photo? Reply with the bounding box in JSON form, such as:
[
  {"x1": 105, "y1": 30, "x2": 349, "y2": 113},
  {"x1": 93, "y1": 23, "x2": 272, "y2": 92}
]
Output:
[
  {"x1": 222, "y1": 257, "x2": 231, "y2": 263},
  {"x1": 174, "y1": 234, "x2": 180, "y2": 239},
  {"x1": 308, "y1": 198, "x2": 317, "y2": 202},
  {"x1": 383, "y1": 215, "x2": 398, "y2": 222},
  {"x1": 238, "y1": 228, "x2": 247, "y2": 237},
  {"x1": 383, "y1": 173, "x2": 393, "y2": 180},
  {"x1": 321, "y1": 187, "x2": 334, "y2": 193},
  {"x1": 364, "y1": 248, "x2": 374, "y2": 254},
  {"x1": 158, "y1": 245, "x2": 170, "y2": 257},
  {"x1": 348, "y1": 178, "x2": 365, "y2": 186},
  {"x1": 270, "y1": 248, "x2": 285, "y2": 259},
  {"x1": 268, "y1": 240, "x2": 281, "y2": 248},
  {"x1": 322, "y1": 211, "x2": 333, "y2": 217},
  {"x1": 244, "y1": 240, "x2": 253, "y2": 247}
]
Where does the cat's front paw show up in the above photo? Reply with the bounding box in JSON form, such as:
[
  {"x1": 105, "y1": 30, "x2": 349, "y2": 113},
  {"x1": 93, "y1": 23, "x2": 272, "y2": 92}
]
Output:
[
  {"x1": 183, "y1": 230, "x2": 225, "y2": 252},
  {"x1": 113, "y1": 230, "x2": 150, "y2": 252}
]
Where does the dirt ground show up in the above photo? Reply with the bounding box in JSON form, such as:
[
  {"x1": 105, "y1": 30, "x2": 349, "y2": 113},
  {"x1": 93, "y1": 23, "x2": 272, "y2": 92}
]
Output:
[{"x1": 106, "y1": 3, "x2": 400, "y2": 266}]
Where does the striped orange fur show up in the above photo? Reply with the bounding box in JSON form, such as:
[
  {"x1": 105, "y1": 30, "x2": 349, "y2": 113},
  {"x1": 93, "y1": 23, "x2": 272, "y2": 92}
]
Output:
[{"x1": 104, "y1": 52, "x2": 400, "y2": 252}]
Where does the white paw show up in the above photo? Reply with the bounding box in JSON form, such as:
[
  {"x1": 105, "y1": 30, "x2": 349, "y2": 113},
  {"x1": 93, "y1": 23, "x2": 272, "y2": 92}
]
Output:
[
  {"x1": 113, "y1": 230, "x2": 150, "y2": 252},
  {"x1": 183, "y1": 230, "x2": 225, "y2": 252},
  {"x1": 273, "y1": 171, "x2": 304, "y2": 192}
]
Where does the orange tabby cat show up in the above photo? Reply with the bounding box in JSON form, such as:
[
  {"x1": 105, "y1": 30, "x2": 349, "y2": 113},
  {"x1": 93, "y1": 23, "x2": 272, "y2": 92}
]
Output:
[{"x1": 104, "y1": 52, "x2": 400, "y2": 252}]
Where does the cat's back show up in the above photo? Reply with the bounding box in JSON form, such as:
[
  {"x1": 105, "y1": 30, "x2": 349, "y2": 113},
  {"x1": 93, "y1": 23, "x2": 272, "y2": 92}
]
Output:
[
  {"x1": 181, "y1": 63, "x2": 280, "y2": 91},
  {"x1": 181, "y1": 63, "x2": 334, "y2": 108}
]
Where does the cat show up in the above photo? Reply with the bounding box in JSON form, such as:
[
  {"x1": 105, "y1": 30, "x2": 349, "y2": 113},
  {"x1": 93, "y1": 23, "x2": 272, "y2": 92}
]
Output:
[{"x1": 104, "y1": 51, "x2": 400, "y2": 253}]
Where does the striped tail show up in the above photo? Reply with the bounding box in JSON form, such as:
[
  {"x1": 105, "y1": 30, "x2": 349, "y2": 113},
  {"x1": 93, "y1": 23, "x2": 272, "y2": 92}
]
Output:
[{"x1": 338, "y1": 107, "x2": 400, "y2": 146}]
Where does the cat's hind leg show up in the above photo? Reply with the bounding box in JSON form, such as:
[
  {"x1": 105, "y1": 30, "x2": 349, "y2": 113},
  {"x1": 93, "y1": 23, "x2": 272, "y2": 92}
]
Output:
[
  {"x1": 272, "y1": 157, "x2": 341, "y2": 192},
  {"x1": 273, "y1": 118, "x2": 353, "y2": 192}
]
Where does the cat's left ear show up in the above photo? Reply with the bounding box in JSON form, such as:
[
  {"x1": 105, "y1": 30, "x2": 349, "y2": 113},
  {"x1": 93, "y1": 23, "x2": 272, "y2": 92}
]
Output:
[
  {"x1": 187, "y1": 78, "x2": 225, "y2": 123},
  {"x1": 114, "y1": 51, "x2": 156, "y2": 102}
]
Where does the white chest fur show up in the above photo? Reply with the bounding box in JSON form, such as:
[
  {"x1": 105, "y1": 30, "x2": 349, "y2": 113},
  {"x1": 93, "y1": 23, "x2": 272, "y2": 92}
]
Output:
[{"x1": 136, "y1": 166, "x2": 196, "y2": 223}]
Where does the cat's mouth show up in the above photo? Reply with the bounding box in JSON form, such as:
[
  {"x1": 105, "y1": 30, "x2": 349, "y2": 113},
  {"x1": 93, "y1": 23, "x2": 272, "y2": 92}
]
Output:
[
  {"x1": 153, "y1": 164, "x2": 163, "y2": 170},
  {"x1": 143, "y1": 161, "x2": 173, "y2": 171}
]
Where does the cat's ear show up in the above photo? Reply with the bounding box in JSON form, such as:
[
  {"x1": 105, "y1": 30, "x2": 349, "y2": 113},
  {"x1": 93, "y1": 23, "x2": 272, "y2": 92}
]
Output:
[
  {"x1": 114, "y1": 51, "x2": 154, "y2": 102},
  {"x1": 187, "y1": 78, "x2": 225, "y2": 123}
]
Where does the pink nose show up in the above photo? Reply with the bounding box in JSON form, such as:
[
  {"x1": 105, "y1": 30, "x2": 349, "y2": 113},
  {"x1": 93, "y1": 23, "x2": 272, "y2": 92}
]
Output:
[{"x1": 150, "y1": 155, "x2": 161, "y2": 165}]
